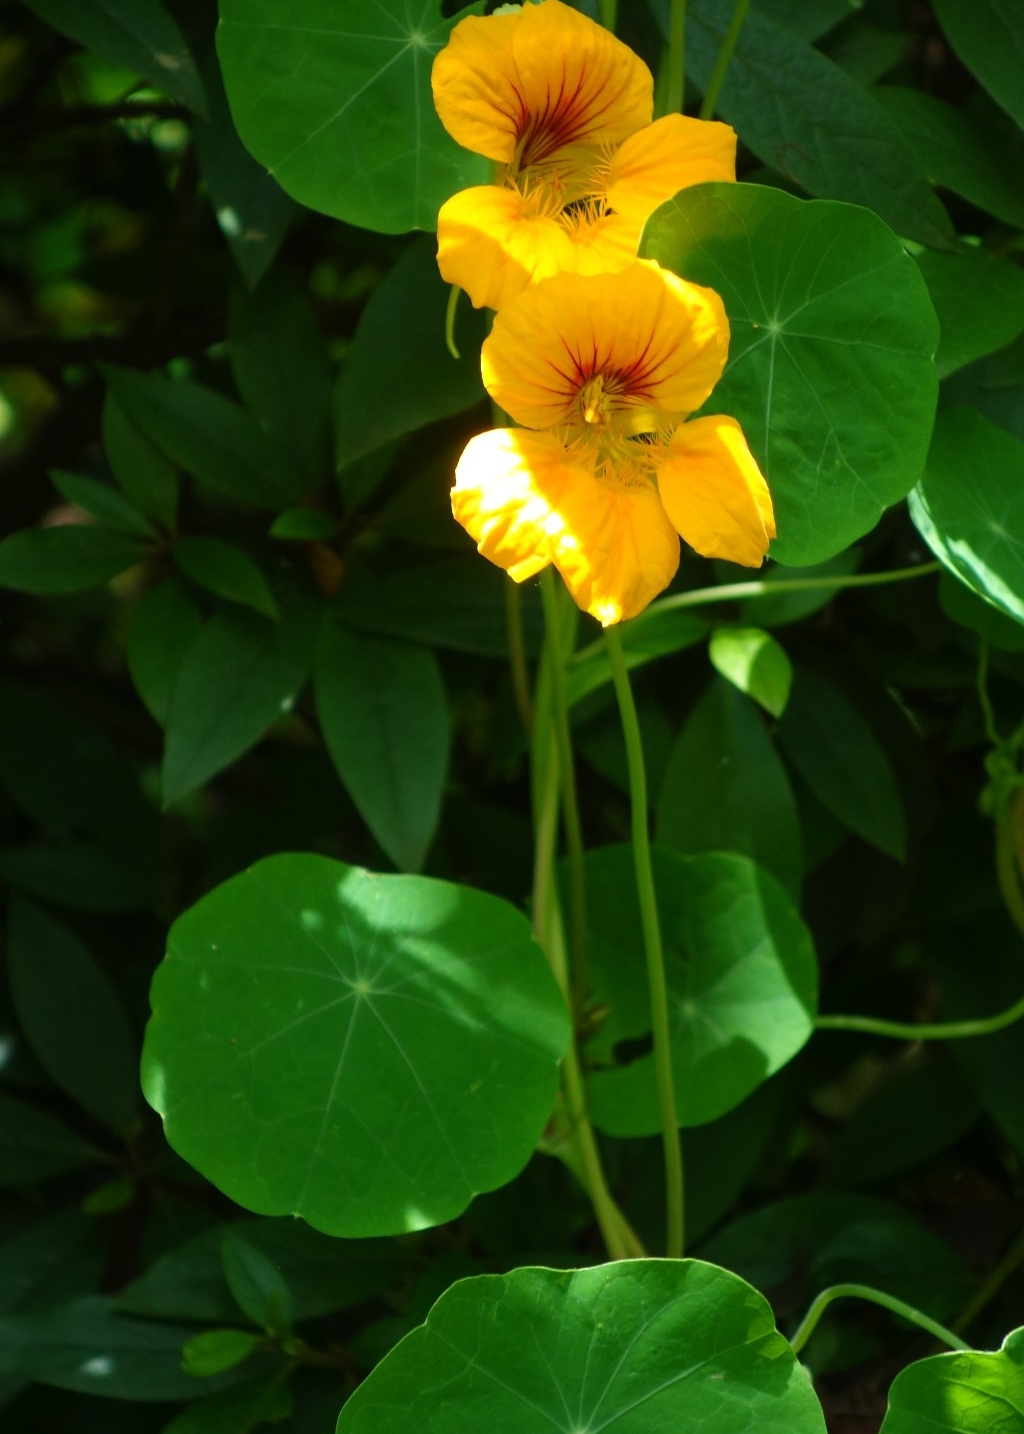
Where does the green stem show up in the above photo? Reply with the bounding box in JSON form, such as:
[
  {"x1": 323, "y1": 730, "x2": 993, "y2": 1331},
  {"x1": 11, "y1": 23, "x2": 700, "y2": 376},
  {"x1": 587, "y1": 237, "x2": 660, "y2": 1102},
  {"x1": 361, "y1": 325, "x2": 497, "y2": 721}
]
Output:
[
  {"x1": 818, "y1": 813, "x2": 1024, "y2": 1042},
  {"x1": 540, "y1": 570, "x2": 590, "y2": 1022},
  {"x1": 665, "y1": 0, "x2": 687, "y2": 117},
  {"x1": 444, "y1": 285, "x2": 461, "y2": 361},
  {"x1": 505, "y1": 579, "x2": 533, "y2": 738},
  {"x1": 531, "y1": 615, "x2": 637, "y2": 1261},
  {"x1": 598, "y1": 0, "x2": 618, "y2": 33},
  {"x1": 604, "y1": 624, "x2": 684, "y2": 1258},
  {"x1": 699, "y1": 0, "x2": 751, "y2": 118},
  {"x1": 789, "y1": 1284, "x2": 969, "y2": 1358}
]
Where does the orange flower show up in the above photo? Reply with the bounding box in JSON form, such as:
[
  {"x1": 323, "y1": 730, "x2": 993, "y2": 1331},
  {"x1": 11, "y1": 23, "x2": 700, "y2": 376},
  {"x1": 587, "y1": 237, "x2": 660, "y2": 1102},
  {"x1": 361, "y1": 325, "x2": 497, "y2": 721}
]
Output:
[
  {"x1": 451, "y1": 262, "x2": 775, "y2": 625},
  {"x1": 432, "y1": 0, "x2": 736, "y2": 310}
]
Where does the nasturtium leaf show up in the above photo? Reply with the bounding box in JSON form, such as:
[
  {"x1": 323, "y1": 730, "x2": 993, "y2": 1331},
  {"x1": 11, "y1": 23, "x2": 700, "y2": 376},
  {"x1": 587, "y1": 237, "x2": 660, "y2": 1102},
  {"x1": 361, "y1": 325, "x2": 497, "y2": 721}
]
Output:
[
  {"x1": 566, "y1": 609, "x2": 709, "y2": 708},
  {"x1": 228, "y1": 272, "x2": 331, "y2": 486},
  {"x1": 334, "y1": 237, "x2": 486, "y2": 468},
  {"x1": 939, "y1": 572, "x2": 1024, "y2": 652},
  {"x1": 778, "y1": 669, "x2": 906, "y2": 860},
  {"x1": 217, "y1": 0, "x2": 488, "y2": 235},
  {"x1": 709, "y1": 626, "x2": 793, "y2": 717},
  {"x1": 174, "y1": 537, "x2": 279, "y2": 620},
  {"x1": 141, "y1": 854, "x2": 569, "y2": 1236},
  {"x1": 0, "y1": 525, "x2": 147, "y2": 594},
  {"x1": 127, "y1": 577, "x2": 204, "y2": 726},
  {"x1": 7, "y1": 899, "x2": 139, "y2": 1135},
  {"x1": 0, "y1": 1092, "x2": 100, "y2": 1186},
  {"x1": 910, "y1": 407, "x2": 1024, "y2": 630},
  {"x1": 102, "y1": 391, "x2": 178, "y2": 528},
  {"x1": 932, "y1": 0, "x2": 1024, "y2": 132},
  {"x1": 19, "y1": 0, "x2": 207, "y2": 115},
  {"x1": 193, "y1": 50, "x2": 295, "y2": 290},
  {"x1": 48, "y1": 471, "x2": 155, "y2": 538},
  {"x1": 916, "y1": 248, "x2": 1024, "y2": 379},
  {"x1": 162, "y1": 600, "x2": 317, "y2": 806},
  {"x1": 315, "y1": 620, "x2": 449, "y2": 873},
  {"x1": 641, "y1": 184, "x2": 940, "y2": 567},
  {"x1": 336, "y1": 1260, "x2": 828, "y2": 1434},
  {"x1": 102, "y1": 366, "x2": 302, "y2": 510},
  {"x1": 581, "y1": 846, "x2": 817, "y2": 1133},
  {"x1": 880, "y1": 1327, "x2": 1024, "y2": 1434},
  {"x1": 657, "y1": 679, "x2": 803, "y2": 898},
  {"x1": 668, "y1": 0, "x2": 953, "y2": 246},
  {"x1": 875, "y1": 87, "x2": 1024, "y2": 230}
]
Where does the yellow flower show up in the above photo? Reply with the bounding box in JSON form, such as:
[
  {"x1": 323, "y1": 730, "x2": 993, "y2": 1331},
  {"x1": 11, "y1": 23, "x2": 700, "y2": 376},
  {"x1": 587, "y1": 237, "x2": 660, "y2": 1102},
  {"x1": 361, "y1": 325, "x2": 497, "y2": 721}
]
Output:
[
  {"x1": 432, "y1": 0, "x2": 736, "y2": 310},
  {"x1": 451, "y1": 262, "x2": 775, "y2": 626}
]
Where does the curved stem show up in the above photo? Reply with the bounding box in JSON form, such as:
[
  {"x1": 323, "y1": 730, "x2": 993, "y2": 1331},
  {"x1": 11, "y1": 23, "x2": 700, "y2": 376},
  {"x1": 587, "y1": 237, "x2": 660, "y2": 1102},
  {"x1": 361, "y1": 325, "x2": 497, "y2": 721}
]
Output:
[
  {"x1": 540, "y1": 570, "x2": 589, "y2": 1021},
  {"x1": 698, "y1": 0, "x2": 751, "y2": 119},
  {"x1": 444, "y1": 285, "x2": 461, "y2": 361},
  {"x1": 604, "y1": 624, "x2": 684, "y2": 1258},
  {"x1": 664, "y1": 0, "x2": 687, "y2": 117},
  {"x1": 505, "y1": 578, "x2": 533, "y2": 739},
  {"x1": 789, "y1": 1283, "x2": 969, "y2": 1358}
]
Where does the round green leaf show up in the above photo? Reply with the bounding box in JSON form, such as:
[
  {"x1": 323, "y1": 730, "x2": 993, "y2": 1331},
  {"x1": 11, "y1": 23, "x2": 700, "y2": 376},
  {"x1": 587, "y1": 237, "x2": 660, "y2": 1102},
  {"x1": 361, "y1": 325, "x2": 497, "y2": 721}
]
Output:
[
  {"x1": 217, "y1": 0, "x2": 489, "y2": 235},
  {"x1": 641, "y1": 183, "x2": 939, "y2": 566},
  {"x1": 880, "y1": 1327, "x2": 1024, "y2": 1434},
  {"x1": 142, "y1": 854, "x2": 569, "y2": 1236},
  {"x1": 336, "y1": 1260, "x2": 827, "y2": 1434},
  {"x1": 581, "y1": 846, "x2": 817, "y2": 1133},
  {"x1": 910, "y1": 406, "x2": 1024, "y2": 630}
]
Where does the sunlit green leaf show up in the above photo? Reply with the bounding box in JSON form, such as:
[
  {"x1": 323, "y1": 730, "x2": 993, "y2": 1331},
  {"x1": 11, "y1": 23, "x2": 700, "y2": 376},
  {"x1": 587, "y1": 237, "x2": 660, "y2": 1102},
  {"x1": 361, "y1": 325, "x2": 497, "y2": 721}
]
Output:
[
  {"x1": 582, "y1": 845, "x2": 817, "y2": 1133},
  {"x1": 336, "y1": 1260, "x2": 828, "y2": 1434},
  {"x1": 217, "y1": 0, "x2": 488, "y2": 234},
  {"x1": 880, "y1": 1326, "x2": 1024, "y2": 1434},
  {"x1": 642, "y1": 184, "x2": 939, "y2": 566},
  {"x1": 709, "y1": 626, "x2": 793, "y2": 717},
  {"x1": 142, "y1": 854, "x2": 569, "y2": 1236},
  {"x1": 910, "y1": 407, "x2": 1024, "y2": 629}
]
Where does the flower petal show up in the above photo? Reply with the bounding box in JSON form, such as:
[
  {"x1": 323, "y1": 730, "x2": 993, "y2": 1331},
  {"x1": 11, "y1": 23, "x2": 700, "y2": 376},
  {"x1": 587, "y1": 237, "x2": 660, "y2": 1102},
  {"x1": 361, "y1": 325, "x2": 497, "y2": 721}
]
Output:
[
  {"x1": 451, "y1": 427, "x2": 679, "y2": 624},
  {"x1": 431, "y1": 0, "x2": 652, "y2": 167},
  {"x1": 656, "y1": 415, "x2": 775, "y2": 567},
  {"x1": 482, "y1": 261, "x2": 730, "y2": 430},
  {"x1": 605, "y1": 114, "x2": 737, "y2": 227},
  {"x1": 437, "y1": 186, "x2": 577, "y2": 311}
]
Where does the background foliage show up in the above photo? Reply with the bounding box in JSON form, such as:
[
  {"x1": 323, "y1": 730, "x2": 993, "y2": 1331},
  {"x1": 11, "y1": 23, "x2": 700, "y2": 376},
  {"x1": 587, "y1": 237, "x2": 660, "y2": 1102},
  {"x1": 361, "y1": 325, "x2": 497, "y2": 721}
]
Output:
[{"x1": 1, "y1": 0, "x2": 1024, "y2": 1431}]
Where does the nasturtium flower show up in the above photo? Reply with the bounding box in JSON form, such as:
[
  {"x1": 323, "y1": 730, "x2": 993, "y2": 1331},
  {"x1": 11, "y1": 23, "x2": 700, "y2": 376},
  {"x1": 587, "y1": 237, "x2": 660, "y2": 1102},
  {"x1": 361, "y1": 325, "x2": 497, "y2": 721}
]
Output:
[
  {"x1": 432, "y1": 0, "x2": 736, "y2": 310},
  {"x1": 452, "y1": 262, "x2": 775, "y2": 626}
]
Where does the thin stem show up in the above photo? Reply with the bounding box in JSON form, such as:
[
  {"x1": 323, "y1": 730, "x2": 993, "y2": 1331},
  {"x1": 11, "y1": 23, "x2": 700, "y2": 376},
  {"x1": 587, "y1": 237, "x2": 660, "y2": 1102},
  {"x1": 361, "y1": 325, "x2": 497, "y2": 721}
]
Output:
[
  {"x1": 505, "y1": 579, "x2": 533, "y2": 738},
  {"x1": 789, "y1": 1284, "x2": 969, "y2": 1358},
  {"x1": 997, "y1": 809, "x2": 1024, "y2": 942},
  {"x1": 444, "y1": 285, "x2": 461, "y2": 361},
  {"x1": 977, "y1": 641, "x2": 1000, "y2": 746},
  {"x1": 665, "y1": 0, "x2": 687, "y2": 117},
  {"x1": 699, "y1": 0, "x2": 751, "y2": 118},
  {"x1": 604, "y1": 624, "x2": 684, "y2": 1258},
  {"x1": 598, "y1": 0, "x2": 618, "y2": 33},
  {"x1": 540, "y1": 571, "x2": 589, "y2": 1022},
  {"x1": 531, "y1": 618, "x2": 637, "y2": 1260}
]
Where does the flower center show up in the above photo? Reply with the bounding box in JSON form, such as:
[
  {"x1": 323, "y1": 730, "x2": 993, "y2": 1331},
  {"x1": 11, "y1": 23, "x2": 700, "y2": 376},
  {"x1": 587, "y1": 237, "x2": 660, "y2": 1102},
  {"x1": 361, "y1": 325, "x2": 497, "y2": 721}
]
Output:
[{"x1": 580, "y1": 374, "x2": 612, "y2": 426}]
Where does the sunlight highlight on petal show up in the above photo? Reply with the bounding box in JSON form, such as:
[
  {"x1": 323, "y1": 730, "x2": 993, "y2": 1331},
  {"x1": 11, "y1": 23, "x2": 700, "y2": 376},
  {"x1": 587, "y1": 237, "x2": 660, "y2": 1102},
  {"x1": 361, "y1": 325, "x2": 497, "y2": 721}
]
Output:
[{"x1": 437, "y1": 186, "x2": 577, "y2": 311}]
